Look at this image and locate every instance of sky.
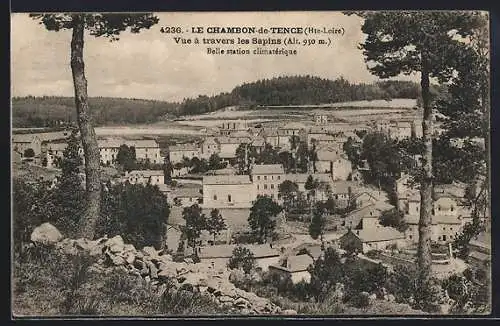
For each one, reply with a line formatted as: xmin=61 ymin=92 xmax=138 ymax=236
xmin=11 ymin=12 xmax=419 ymax=102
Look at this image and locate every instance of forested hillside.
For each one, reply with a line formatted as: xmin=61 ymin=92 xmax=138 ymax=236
xmin=12 ymin=76 xmax=441 ymax=127
xmin=11 ymin=96 xmax=179 ymax=128
xmin=178 ymin=77 xmax=424 ymax=115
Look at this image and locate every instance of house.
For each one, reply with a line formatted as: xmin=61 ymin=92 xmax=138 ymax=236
xmin=314 ymin=114 xmax=328 ymax=125
xmin=127 ymin=140 xmax=163 ymax=164
xmin=344 ymin=204 xmax=384 ymax=230
xmin=171 ymin=186 xmax=203 ymax=207
xmin=168 ymin=143 xmax=200 ymax=164
xmin=200 ymin=137 xmax=220 ymax=159
xmin=468 ymin=231 xmax=491 ymax=268
xmin=389 ymin=121 xmax=412 ymax=140
xmin=12 ymin=134 xmax=43 ymax=158
xmin=277 ymin=129 xmax=292 ymax=150
xmin=125 ymin=170 xmax=164 ymax=185
xmin=330 ymin=181 xmax=361 ymax=207
xmin=199 ymin=244 xmax=280 ymax=272
xmin=269 ymin=254 xmax=314 ymax=284
xmin=98 ymin=139 xmax=162 ymax=165
xmin=202 ymin=175 xmax=255 ymax=208
xmin=339 ymin=227 xmax=407 ymax=253
xmin=98 ymin=139 xmax=123 ymax=165
xmin=250 ymin=136 xmax=266 ymax=153
xmin=44 ymin=143 xmax=68 ymax=167
xmin=219 ymin=121 xmax=248 ymax=136
xmin=403 ymin=214 xmax=464 ymax=244
xmin=281 ymin=122 xmax=307 ymax=137
xmin=316 ymin=151 xmax=352 ymax=181
xmin=251 ymin=164 xmax=285 ymax=201
xmin=217 ymin=137 xmax=248 ymax=159
xmin=308 ymin=133 xmax=337 ymax=148
xmin=284 ymin=173 xmax=332 ymax=193
xmin=353 ymin=191 xmax=380 ymax=209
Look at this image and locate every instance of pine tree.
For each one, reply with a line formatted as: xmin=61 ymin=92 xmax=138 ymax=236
xmin=52 ymin=128 xmax=86 ymax=236
xmin=206 ymin=208 xmax=227 ymax=245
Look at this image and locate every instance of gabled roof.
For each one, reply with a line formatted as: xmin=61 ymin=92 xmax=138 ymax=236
xmin=352 ymin=227 xmax=405 ymax=243
xmin=404 ymin=214 xmax=462 ymax=225
xmin=316 ymin=150 xmax=341 ymax=162
xmin=172 ymin=186 xmax=202 ymax=198
xmin=169 ymin=143 xmax=199 ymax=152
xmin=251 ymin=164 xmax=284 ymax=175
xmin=203 ymin=175 xmax=252 ymax=185
xmin=126 ymin=139 xmax=159 ymax=148
xmin=217 ymin=136 xmax=250 ymax=144
xmin=330 ymin=181 xmax=361 ymax=194
xmin=270 ymin=254 xmax=314 ymax=273
xmin=284 ymin=173 xmax=332 ymax=184
xmin=46 ymin=142 xmax=68 ymax=151
xmin=12 ymin=134 xmax=41 ymax=143
xmin=128 ymin=170 xmax=164 ymax=177
xmin=347 ymin=204 xmax=383 ymax=220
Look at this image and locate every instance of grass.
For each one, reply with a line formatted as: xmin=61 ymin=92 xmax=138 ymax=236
xmin=12 ymin=245 xmax=225 ymax=317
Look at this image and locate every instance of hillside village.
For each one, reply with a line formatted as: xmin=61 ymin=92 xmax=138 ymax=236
xmin=12 ymin=106 xmax=490 ymax=291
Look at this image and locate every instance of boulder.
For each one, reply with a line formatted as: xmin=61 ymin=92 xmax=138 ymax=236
xmin=123 ymin=244 xmax=136 ymax=254
xmin=125 ymin=252 xmax=136 ymax=265
xmin=107 ymin=252 xmax=126 ymax=266
xmin=105 ymin=235 xmax=125 ymax=253
xmin=142 ymin=246 xmax=158 ymax=257
xmin=30 ymin=223 xmax=63 ymax=245
xmin=219 ymin=295 xmax=234 ymax=303
xmin=282 ymin=309 xmax=297 ymax=315
xmin=234 ymin=297 xmax=250 ymax=308
xmin=387 ymin=294 xmax=396 ymax=302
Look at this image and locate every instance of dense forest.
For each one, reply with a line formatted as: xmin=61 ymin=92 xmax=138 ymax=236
xmin=178 ymin=77 xmax=426 ymax=115
xmin=12 ymin=76 xmax=443 ymax=127
xmin=11 ymin=96 xmax=179 ymax=128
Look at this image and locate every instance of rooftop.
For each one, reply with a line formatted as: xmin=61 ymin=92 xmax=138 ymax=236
xmin=251 ymin=164 xmax=285 ymax=175
xmin=172 ymin=186 xmax=202 ymax=198
xmin=330 ymin=180 xmax=361 ymax=194
xmin=404 ymin=214 xmax=462 ymax=225
xmin=127 ymin=170 xmax=164 ymax=177
xmin=285 ymin=173 xmax=332 ymax=184
xmin=203 ymin=175 xmax=252 ymax=185
xmin=270 ymin=254 xmax=314 ymax=273
xmin=199 ymin=244 xmax=280 ymax=259
xmin=169 ymin=143 xmax=199 ymax=151
xmin=353 ymin=226 xmax=405 ymax=243
xmin=317 ymin=150 xmax=342 ymax=162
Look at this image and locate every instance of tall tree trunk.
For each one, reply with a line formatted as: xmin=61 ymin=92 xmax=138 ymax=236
xmin=70 ymin=14 xmax=101 ymax=239
xmin=417 ymin=62 xmax=433 ymax=290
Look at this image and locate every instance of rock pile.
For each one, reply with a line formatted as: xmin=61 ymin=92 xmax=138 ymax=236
xmin=33 ymin=224 xmax=282 ymax=315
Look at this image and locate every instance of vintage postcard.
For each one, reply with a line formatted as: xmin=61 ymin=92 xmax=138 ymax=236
xmin=11 ymin=11 xmax=491 ymax=317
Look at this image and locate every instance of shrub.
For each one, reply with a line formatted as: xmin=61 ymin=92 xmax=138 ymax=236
xmin=227 ymin=246 xmax=255 ymax=274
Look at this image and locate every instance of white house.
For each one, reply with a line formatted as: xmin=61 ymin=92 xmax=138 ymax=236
xmin=168 ymin=143 xmax=200 ymax=165
xmin=339 ymin=227 xmax=407 ymax=253
xmin=202 ymin=175 xmax=255 ymax=208
xmin=268 ymin=254 xmax=314 ymax=284
xmin=251 ymin=164 xmax=285 ymax=201
xmin=125 ymin=170 xmax=164 ymax=186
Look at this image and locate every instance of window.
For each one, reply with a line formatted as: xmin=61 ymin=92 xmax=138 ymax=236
xmin=271 ymin=184 xmax=274 ymax=189
xmin=443 ymin=227 xmax=446 ymax=231
xmin=264 ymin=176 xmax=267 ymax=181
xmin=213 ymin=195 xmax=217 ymax=200
xmin=257 ymin=176 xmax=260 ymax=180
xmin=451 ymin=206 xmax=454 ymax=211
xmin=189 ymin=198 xmax=193 ymax=202
xmin=228 ymin=195 xmax=232 ymax=202
xmin=450 ymin=227 xmax=453 ymax=231
xmin=438 ymin=205 xmax=441 ymax=211
xmin=257 ymin=185 xmax=260 ymax=190
xmin=264 ymin=184 xmax=268 ymax=190
xmin=271 ymin=194 xmax=274 ymax=198
xmin=277 ymin=176 xmax=281 ymax=180
xmin=271 ymin=175 xmax=274 ymax=180
xmin=409 ymin=235 xmax=413 ymax=240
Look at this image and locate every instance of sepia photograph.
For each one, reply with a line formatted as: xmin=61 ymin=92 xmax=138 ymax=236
xmin=11 ymin=11 xmax=491 ymax=317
